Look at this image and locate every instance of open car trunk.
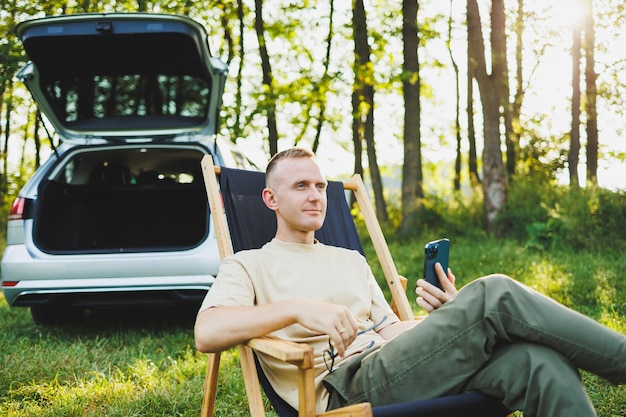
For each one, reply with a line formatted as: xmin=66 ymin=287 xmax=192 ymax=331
xmin=33 ymin=146 xmax=210 ymax=254
xmin=14 ymin=13 xmax=227 ymax=141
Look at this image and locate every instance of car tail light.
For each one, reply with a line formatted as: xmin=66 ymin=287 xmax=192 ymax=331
xmin=2 ymin=281 xmax=18 ymax=287
xmin=8 ymin=197 xmax=32 ymax=221
xmin=8 ymin=197 xmax=26 ymax=220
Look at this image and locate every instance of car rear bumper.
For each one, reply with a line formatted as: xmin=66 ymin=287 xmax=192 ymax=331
xmin=9 ymin=287 xmax=209 ymax=308
xmin=1 ymin=244 xmax=217 ymax=307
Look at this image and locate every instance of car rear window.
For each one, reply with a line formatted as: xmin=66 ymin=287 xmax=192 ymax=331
xmin=44 ymin=73 xmax=209 ymax=130
xmin=22 ymin=27 xmax=214 ymax=131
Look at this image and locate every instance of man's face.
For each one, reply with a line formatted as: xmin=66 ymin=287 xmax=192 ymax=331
xmin=266 ymin=156 xmax=328 ymax=235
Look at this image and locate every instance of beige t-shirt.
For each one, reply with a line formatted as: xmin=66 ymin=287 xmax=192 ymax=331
xmin=199 ymin=238 xmax=399 ymax=412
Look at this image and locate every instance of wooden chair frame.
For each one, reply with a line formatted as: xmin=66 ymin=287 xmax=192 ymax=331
xmin=198 ymin=155 xmax=507 ymax=417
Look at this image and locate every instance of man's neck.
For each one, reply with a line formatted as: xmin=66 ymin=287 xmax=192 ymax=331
xmin=274 ymin=230 xmax=316 ymax=244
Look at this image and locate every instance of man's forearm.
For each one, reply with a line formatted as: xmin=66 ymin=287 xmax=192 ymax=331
xmin=194 ymin=302 xmax=299 ymax=353
xmin=377 ymin=319 xmax=419 ymax=340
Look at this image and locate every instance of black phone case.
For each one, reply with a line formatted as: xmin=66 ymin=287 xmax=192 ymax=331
xmin=423 ymin=238 xmax=450 ymax=290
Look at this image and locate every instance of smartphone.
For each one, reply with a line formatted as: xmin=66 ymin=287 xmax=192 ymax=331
xmin=423 ymin=238 xmax=450 ymax=290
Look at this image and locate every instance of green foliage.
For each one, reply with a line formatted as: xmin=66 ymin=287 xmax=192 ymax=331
xmin=498 ymin=176 xmax=626 ymax=252
xmin=551 ymin=186 xmax=626 ymax=251
xmin=416 ymin=190 xmax=485 ymax=238
xmin=517 ymin=126 xmax=569 ymax=183
xmin=377 ymin=165 xmax=626 ymax=257
xmin=496 ymin=175 xmax=555 ymax=242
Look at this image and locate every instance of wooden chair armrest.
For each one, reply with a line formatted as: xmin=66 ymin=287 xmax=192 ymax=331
xmin=245 ymin=336 xmax=314 ymax=368
xmin=244 ymin=337 xmax=374 ymax=417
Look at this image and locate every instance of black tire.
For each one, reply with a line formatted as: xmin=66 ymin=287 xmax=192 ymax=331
xmin=30 ymin=306 xmax=83 ymax=325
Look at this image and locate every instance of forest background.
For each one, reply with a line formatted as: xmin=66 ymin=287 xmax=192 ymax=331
xmin=1 ymin=0 xmax=626 ymax=250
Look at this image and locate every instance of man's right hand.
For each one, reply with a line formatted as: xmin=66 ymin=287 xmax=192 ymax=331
xmin=295 ymin=300 xmax=358 ymax=356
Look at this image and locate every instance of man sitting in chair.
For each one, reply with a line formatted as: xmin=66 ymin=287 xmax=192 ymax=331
xmin=195 ymin=147 xmax=626 ymax=417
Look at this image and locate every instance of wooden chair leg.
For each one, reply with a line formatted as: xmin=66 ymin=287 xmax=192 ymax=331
xmin=201 ymin=352 xmax=221 ymax=417
xmin=239 ymin=345 xmax=267 ymax=417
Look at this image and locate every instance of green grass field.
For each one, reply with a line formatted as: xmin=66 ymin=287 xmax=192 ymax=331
xmin=1 ymin=235 xmax=625 ymax=416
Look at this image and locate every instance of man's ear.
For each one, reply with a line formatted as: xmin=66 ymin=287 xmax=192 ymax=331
xmin=262 ymin=187 xmax=278 ymax=211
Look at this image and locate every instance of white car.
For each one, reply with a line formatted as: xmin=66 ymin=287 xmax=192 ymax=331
xmin=1 ymin=13 xmax=245 ymax=324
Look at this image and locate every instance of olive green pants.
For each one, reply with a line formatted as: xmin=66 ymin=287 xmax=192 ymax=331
xmin=324 ymin=275 xmax=626 ymax=417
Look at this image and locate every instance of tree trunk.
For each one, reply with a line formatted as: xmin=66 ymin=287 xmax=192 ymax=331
xmin=0 ymin=78 xmax=6 ymax=199
xmin=231 ymin=0 xmax=245 ymax=142
xmin=217 ymin=0 xmax=240 ymax=142
xmin=583 ymin=0 xmax=598 ymax=186
xmin=254 ymin=0 xmax=279 ymax=156
xmin=467 ymin=0 xmax=508 ymax=235
xmin=351 ymin=89 xmax=364 ymax=176
xmin=488 ymin=0 xmax=514 ymax=181
xmin=447 ymin=0 xmax=462 ymax=192
xmin=399 ymin=0 xmax=422 ymax=234
xmin=467 ymin=33 xmax=480 ymax=186
xmin=34 ymin=110 xmax=41 ymax=168
xmin=353 ymin=0 xmax=387 ymax=223
xmin=20 ymin=105 xmax=32 ymax=171
xmin=351 ymin=88 xmax=363 ymax=208
xmin=2 ymin=79 xmax=13 ymax=196
xmin=312 ymin=0 xmax=335 ymax=154
xmin=569 ymin=24 xmax=582 ymax=189
xmin=508 ymin=0 xmax=525 ymax=180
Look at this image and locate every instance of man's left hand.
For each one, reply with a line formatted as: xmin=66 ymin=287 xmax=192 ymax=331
xmin=415 ymin=262 xmax=457 ymax=313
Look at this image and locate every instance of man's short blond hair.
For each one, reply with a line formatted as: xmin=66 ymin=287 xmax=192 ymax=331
xmin=265 ymin=147 xmax=315 ymax=187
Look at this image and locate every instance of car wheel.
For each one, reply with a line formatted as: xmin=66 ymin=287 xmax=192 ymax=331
xmin=30 ymin=306 xmax=83 ymax=325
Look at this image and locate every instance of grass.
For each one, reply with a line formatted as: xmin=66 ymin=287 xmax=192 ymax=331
xmin=1 ymin=235 xmax=625 ymax=416
xmin=0 ymin=300 xmax=275 ymax=416
xmin=0 ymin=305 xmax=207 ymax=416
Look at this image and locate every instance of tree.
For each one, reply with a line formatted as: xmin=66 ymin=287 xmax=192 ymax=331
xmin=2 ymin=79 xmax=13 ymax=196
xmin=311 ymin=0 xmax=335 ymax=154
xmin=508 ymin=0 xmax=525 ymax=180
xmin=400 ymin=0 xmax=422 ymax=234
xmin=33 ymin=110 xmax=41 ymax=168
xmin=447 ymin=0 xmax=461 ymax=191
xmin=467 ymin=0 xmax=508 ymax=234
xmin=214 ymin=0 xmax=243 ymax=143
xmin=254 ymin=0 xmax=279 ymax=156
xmin=0 ymin=0 xmax=27 ymax=201
xmin=569 ymin=22 xmax=582 ymax=189
xmin=583 ymin=0 xmax=598 ymax=186
xmin=466 ymin=27 xmax=480 ymax=187
xmin=352 ymin=0 xmax=387 ymax=223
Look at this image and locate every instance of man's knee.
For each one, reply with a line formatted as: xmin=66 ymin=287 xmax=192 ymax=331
xmin=462 ymin=274 xmax=516 ymax=299
xmin=506 ymin=344 xmax=583 ymax=397
xmin=477 ymin=273 xmax=515 ymax=287
xmin=470 ymin=274 xmax=533 ymax=301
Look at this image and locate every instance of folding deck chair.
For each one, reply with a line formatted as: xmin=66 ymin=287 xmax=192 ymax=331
xmin=199 ymin=155 xmax=512 ymax=417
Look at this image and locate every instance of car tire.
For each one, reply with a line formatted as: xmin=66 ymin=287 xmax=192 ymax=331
xmin=30 ymin=306 xmax=83 ymax=325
